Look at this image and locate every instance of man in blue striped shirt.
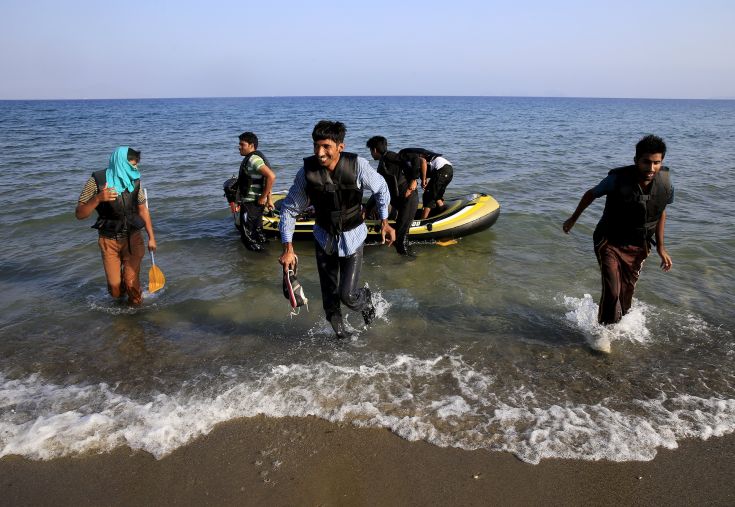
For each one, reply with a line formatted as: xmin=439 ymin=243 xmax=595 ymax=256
xmin=279 ymin=121 xmax=396 ymax=339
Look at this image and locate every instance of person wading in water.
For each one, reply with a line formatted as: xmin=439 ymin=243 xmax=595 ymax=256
xmin=563 ymin=134 xmax=674 ymax=325
xmin=76 ymin=147 xmax=157 ymax=305
xmin=278 ymin=121 xmax=396 ymax=339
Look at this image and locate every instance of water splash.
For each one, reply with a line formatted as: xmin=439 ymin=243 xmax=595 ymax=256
xmin=562 ymin=294 xmax=651 ymax=352
xmin=302 ymin=288 xmax=392 ymax=342
xmin=86 ymin=290 xmax=150 ymax=315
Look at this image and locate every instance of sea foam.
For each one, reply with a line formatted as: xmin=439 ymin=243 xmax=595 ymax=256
xmin=2 ymin=354 xmax=734 ymax=464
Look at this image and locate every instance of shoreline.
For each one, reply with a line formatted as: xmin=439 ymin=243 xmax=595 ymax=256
xmin=2 ymin=416 xmax=734 ymax=506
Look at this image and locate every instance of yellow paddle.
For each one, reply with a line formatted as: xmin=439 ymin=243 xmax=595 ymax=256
xmin=143 ymin=188 xmax=165 ymax=293
xmin=436 ymin=238 xmax=458 ymax=247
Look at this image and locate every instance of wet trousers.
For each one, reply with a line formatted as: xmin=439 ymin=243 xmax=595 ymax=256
xmin=393 ymin=190 xmax=419 ymax=254
xmin=239 ymin=201 xmax=265 ymax=242
xmin=98 ymin=231 xmax=145 ymax=305
xmin=314 ymin=240 xmax=369 ymax=319
xmin=423 ymin=165 xmax=454 ymax=209
xmin=594 ymin=239 xmax=648 ymax=325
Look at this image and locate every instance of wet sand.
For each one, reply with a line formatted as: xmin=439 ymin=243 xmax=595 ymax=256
xmin=1 ymin=416 xmax=734 ymax=506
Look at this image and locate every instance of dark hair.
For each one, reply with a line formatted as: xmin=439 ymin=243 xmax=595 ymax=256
xmin=366 ymin=136 xmax=388 ymax=154
xmin=635 ymin=134 xmax=666 ymax=159
xmin=127 ymin=148 xmax=141 ymax=162
xmin=312 ymin=120 xmax=346 ymax=144
xmin=238 ymin=131 xmax=259 ymax=149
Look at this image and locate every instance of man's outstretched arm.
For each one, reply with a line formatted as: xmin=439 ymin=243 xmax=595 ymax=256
xmin=563 ymin=189 xmax=596 ymax=233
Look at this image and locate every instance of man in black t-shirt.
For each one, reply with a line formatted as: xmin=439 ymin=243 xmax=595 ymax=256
xmin=367 ymin=136 xmax=423 ymax=256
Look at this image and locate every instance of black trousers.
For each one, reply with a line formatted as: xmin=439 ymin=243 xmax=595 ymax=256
xmin=423 ymin=165 xmax=454 ymax=208
xmin=393 ymin=190 xmax=419 ymax=251
xmin=315 ymin=240 xmax=369 ymax=319
xmin=239 ymin=201 xmax=265 ymax=240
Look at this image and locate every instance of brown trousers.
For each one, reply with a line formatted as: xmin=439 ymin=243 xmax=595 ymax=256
xmin=98 ymin=232 xmax=145 ymax=305
xmin=594 ymin=239 xmax=648 ymax=325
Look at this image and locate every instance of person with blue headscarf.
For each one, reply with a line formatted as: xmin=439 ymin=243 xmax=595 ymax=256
xmin=76 ymin=146 xmax=157 ymax=304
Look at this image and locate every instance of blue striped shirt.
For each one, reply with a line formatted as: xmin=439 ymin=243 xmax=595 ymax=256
xmin=279 ymin=156 xmax=390 ymax=256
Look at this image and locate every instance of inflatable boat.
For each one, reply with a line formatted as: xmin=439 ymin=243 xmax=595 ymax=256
xmin=253 ymin=191 xmax=500 ymax=241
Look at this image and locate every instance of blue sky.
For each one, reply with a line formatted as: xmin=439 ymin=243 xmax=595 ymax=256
xmin=1 ymin=0 xmax=733 ymax=99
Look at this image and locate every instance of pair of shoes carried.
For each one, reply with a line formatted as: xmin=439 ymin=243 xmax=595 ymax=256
xmin=283 ymin=257 xmax=308 ymax=315
xmin=328 ymin=313 xmax=350 ymax=340
xmin=361 ymin=287 xmax=376 ymax=326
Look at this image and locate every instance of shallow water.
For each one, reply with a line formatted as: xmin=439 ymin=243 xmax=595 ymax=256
xmin=1 ymin=96 xmax=734 ymax=463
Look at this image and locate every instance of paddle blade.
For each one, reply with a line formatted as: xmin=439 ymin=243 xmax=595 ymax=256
xmin=436 ymin=238 xmax=458 ymax=247
xmin=148 ymin=264 xmax=165 ymax=293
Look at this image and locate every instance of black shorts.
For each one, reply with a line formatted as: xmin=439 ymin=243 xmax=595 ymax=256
xmin=423 ymin=165 xmax=453 ymax=208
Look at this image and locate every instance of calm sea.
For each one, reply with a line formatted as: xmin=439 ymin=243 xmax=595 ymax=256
xmin=0 ymin=96 xmax=733 ymax=463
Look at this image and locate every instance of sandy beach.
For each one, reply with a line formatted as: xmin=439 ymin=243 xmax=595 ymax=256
xmin=1 ymin=415 xmax=733 ymax=506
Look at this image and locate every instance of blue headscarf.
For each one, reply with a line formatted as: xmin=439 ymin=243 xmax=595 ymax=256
xmin=105 ymin=146 xmax=141 ymax=193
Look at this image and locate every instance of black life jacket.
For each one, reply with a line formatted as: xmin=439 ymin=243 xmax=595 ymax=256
xmin=91 ymin=170 xmax=145 ymax=237
xmin=378 ymin=151 xmax=410 ymax=201
xmin=304 ymin=152 xmax=363 ymax=235
xmin=237 ymin=150 xmax=271 ymax=201
xmin=596 ymin=165 xmax=673 ymax=246
xmin=399 ymin=147 xmax=441 ymax=160
xmin=398 ymin=147 xmax=443 ymax=178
